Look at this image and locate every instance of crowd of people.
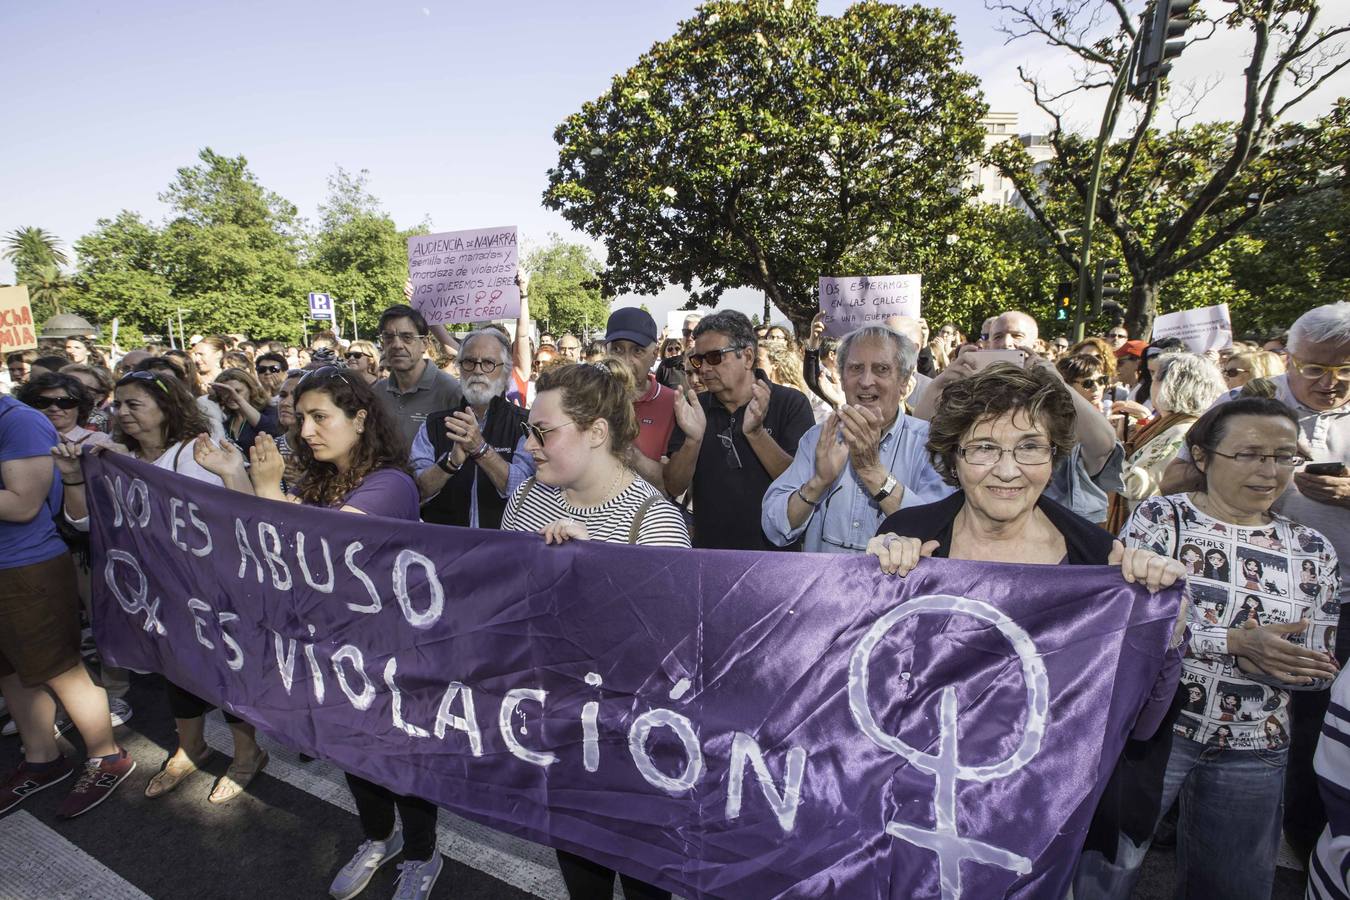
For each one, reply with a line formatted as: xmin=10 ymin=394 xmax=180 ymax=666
xmin=0 ymin=281 xmax=1346 ymax=900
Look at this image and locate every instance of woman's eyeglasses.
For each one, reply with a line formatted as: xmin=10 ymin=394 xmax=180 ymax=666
xmin=687 ymin=344 xmax=744 ymax=370
xmin=30 ymin=396 xmax=80 ymax=410
xmin=298 ymin=365 xmax=355 ymax=387
xmin=957 ymin=442 xmax=1054 ymax=466
xmin=343 ymin=352 xmax=367 ymax=361
xmin=255 ymin=364 xmax=285 ymax=375
xmin=1075 ymin=377 xmax=1107 ymax=389
xmin=520 ymin=420 xmax=575 ymax=445
xmin=1205 ymin=448 xmax=1307 ymax=468
xmin=1223 ymin=367 xmax=1249 ymax=378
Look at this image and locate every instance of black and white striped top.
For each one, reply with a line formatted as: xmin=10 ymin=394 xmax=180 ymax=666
xmin=1309 ymin=670 xmax=1350 ymax=899
xmin=501 ymin=476 xmax=690 ymax=547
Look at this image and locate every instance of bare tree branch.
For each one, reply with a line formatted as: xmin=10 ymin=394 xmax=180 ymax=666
xmin=1276 ymin=57 xmax=1350 ymax=118
xmin=1167 ymin=74 xmax=1223 ymax=132
xmin=986 ymin=0 xmax=1121 ymax=67
xmin=1109 ymin=85 xmax=1159 ymax=195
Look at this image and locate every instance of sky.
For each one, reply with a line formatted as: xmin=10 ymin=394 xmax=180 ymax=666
xmin=2 ymin=0 xmax=1345 ymax=325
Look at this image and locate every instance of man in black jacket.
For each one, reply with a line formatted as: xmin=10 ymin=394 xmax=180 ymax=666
xmin=412 ymin=329 xmax=528 ymax=529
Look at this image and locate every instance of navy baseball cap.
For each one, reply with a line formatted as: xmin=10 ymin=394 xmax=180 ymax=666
xmin=605 ymin=307 xmax=659 ymax=347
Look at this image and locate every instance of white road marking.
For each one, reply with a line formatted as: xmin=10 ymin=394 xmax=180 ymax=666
xmin=202 ymin=715 xmax=575 ymax=899
xmin=0 ymin=810 xmax=153 ymax=900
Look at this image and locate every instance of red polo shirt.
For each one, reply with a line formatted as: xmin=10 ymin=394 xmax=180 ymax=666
xmin=633 ymin=374 xmax=677 ymax=461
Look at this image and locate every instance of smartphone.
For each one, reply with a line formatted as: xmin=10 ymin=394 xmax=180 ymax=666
xmin=1304 ymin=462 xmax=1347 ymax=477
xmin=966 ymin=349 xmax=1027 ymax=371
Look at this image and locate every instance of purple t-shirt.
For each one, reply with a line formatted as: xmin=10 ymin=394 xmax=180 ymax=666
xmin=0 ymin=396 xmax=67 ymax=568
xmin=333 ymin=467 xmax=420 ymax=521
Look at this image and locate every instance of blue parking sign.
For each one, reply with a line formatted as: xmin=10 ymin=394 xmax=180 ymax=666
xmin=308 ymin=292 xmax=335 ymax=321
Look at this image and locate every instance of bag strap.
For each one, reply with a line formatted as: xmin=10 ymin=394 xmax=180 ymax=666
xmin=1164 ymin=497 xmax=1183 ymax=558
xmin=518 ymin=476 xmax=538 ymax=508
xmin=172 ymin=441 xmax=187 ymax=472
xmin=627 ymin=494 xmax=661 ymax=544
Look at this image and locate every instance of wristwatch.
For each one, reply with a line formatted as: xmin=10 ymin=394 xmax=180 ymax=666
xmin=436 ymin=451 xmax=459 ymax=475
xmin=872 ymin=474 xmax=899 ymax=503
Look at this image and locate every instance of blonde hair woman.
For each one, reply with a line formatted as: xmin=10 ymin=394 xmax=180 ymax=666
xmin=1222 ymin=350 xmax=1285 ymax=390
xmin=342 ymin=339 xmax=380 ymax=384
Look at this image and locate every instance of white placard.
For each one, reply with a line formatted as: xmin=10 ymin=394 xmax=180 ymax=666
xmin=818 ymin=275 xmax=921 ymax=337
xmin=308 ymin=292 xmax=335 ymax=321
xmin=407 ymin=226 xmax=519 ymax=326
xmin=1150 ymin=303 xmax=1232 ymax=353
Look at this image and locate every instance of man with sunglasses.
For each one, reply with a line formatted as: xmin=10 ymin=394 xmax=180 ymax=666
xmin=412 ymin=329 xmax=528 ymax=529
xmin=253 ymin=352 xmax=288 ymax=401
xmin=664 ymin=310 xmax=814 ymax=550
xmin=372 ymin=304 xmax=462 ymax=447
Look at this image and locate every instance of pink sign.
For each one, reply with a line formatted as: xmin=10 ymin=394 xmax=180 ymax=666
xmin=407 ymin=226 xmax=519 ymax=325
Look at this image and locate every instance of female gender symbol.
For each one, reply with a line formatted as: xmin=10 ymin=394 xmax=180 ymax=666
xmin=848 ymin=594 xmax=1049 ymax=899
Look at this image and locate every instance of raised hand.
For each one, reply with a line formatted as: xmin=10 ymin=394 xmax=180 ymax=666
xmin=813 ymin=412 xmax=849 ymax=487
xmin=674 ymin=386 xmax=707 ymax=443
xmin=192 ymin=434 xmax=246 ymax=480
xmin=742 ymin=378 xmax=771 ymax=436
xmin=248 ymin=433 xmax=286 ymax=493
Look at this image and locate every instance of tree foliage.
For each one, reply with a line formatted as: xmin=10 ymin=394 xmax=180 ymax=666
xmin=3 ymin=227 xmax=71 ymax=322
xmin=544 ymin=0 xmax=987 ymax=332
xmin=987 ymin=0 xmax=1350 ymax=335
xmin=523 ymin=235 xmax=608 ymax=336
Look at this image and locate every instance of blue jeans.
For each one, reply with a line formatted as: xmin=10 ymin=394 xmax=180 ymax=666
xmin=1073 ymin=737 xmax=1287 ymax=900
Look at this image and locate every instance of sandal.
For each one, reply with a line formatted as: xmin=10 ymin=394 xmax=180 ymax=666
xmin=145 ymin=748 xmax=213 ymax=799
xmin=208 ymin=750 xmax=268 ymax=805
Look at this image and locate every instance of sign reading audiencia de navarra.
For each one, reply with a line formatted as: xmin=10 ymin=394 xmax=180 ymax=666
xmin=0 ymin=286 xmax=39 ymax=354
xmin=406 ymin=226 xmax=519 ymax=326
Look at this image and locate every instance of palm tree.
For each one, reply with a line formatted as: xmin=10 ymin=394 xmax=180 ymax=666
xmin=24 ymin=262 xmax=72 ymax=317
xmin=3 ymin=227 xmax=68 ymax=281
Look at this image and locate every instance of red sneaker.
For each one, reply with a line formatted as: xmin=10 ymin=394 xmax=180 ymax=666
xmin=58 ymin=750 xmax=136 ymax=818
xmin=0 ymin=758 xmax=75 ymax=814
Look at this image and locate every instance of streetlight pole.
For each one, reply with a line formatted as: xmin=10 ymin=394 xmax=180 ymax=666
xmin=351 ymin=299 xmax=359 ymax=341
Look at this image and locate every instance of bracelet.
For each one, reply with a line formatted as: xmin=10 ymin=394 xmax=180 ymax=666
xmin=468 ymin=441 xmax=490 ymax=460
xmin=794 ymin=486 xmax=822 ymax=507
xmin=436 ymin=452 xmax=460 ymax=475
xmin=62 ymin=479 xmax=85 ymax=486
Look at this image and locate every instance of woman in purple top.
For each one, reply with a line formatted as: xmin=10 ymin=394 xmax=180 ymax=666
xmin=195 ymin=367 xmax=434 ymax=898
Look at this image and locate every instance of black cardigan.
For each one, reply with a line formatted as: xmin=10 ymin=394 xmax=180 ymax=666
xmin=876 ymin=488 xmax=1116 ymax=564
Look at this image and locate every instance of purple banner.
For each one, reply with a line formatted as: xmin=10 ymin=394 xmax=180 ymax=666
xmin=85 ymin=452 xmax=1181 ymax=899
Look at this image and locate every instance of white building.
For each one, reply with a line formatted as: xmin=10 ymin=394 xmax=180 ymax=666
xmin=966 ymin=113 xmax=1056 ymax=208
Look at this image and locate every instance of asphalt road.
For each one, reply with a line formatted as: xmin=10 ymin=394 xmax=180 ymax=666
xmin=0 ymin=673 xmax=1310 ymax=900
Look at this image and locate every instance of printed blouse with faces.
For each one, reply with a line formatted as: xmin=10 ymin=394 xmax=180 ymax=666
xmin=1125 ymin=494 xmax=1341 ymax=752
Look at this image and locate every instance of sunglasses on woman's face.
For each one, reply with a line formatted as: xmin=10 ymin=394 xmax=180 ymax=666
xmin=30 ymin=396 xmax=80 ymax=410
xmin=344 ymin=352 xmax=367 ymax=361
xmin=1076 ymin=377 xmax=1107 ymax=389
xmin=255 ymin=364 xmax=284 ymax=374
xmin=1223 ymin=367 xmax=1248 ymax=378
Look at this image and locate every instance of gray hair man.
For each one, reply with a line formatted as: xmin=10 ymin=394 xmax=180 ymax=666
xmin=411 ymin=328 xmax=530 ymax=529
xmin=763 ymin=325 xmax=953 ymax=552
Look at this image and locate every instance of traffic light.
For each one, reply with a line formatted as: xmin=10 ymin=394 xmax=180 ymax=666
xmin=1093 ymin=259 xmax=1122 ymax=315
xmin=1134 ymin=0 xmax=1194 ymax=94
xmin=1055 ymin=281 xmax=1074 ymax=322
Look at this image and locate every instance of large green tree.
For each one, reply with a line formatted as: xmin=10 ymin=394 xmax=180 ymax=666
xmin=987 ymin=0 xmax=1350 ymax=336
xmin=544 ymin=0 xmax=987 ymax=332
xmin=305 ymin=167 xmax=411 ymax=340
xmin=523 ymin=235 xmax=608 ymax=336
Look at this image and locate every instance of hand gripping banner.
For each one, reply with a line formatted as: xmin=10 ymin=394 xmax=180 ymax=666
xmin=84 ymin=453 xmax=1181 ymax=899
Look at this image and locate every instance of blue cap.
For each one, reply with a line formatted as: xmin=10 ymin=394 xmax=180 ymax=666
xmin=605 ymin=307 xmax=659 ymax=347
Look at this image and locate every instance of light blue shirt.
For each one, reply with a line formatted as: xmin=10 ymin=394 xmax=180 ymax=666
xmin=411 ymin=422 xmax=534 ymax=528
xmin=762 ymin=413 xmax=954 ymax=553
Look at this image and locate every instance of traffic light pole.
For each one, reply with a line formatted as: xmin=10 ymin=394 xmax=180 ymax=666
xmin=1073 ymin=49 xmax=1133 ymax=343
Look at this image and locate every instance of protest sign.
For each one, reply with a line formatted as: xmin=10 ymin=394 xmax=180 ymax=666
xmin=307 ymin=292 xmax=335 ymax=321
xmin=666 ymin=309 xmax=690 ymax=340
xmin=818 ymin=275 xmax=922 ymax=337
xmin=86 ymin=453 xmax=1180 ymax=900
xmin=1150 ymin=303 xmax=1233 ymax=353
xmin=0 ymin=285 xmax=38 ymax=354
xmin=407 ymin=227 xmax=519 ymax=326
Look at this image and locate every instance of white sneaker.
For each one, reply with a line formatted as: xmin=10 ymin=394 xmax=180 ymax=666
xmin=393 ymin=854 xmax=443 ymax=900
xmin=108 ymin=698 xmax=133 ymax=728
xmin=329 ymin=829 xmax=404 ymax=900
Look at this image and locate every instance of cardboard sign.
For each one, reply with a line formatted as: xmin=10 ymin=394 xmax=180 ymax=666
xmin=307 ymin=292 xmax=335 ymax=321
xmin=1150 ymin=303 xmax=1233 ymax=353
xmin=0 ymin=286 xmax=38 ymax=354
xmin=818 ymin=275 xmax=921 ymax=337
xmin=407 ymin=226 xmax=519 ymax=326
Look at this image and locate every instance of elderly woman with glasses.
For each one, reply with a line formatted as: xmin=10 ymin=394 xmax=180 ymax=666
xmin=1105 ymin=353 xmax=1227 ymax=531
xmin=1075 ymin=396 xmax=1340 ymax=900
xmin=51 ymin=371 xmax=269 ymax=805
